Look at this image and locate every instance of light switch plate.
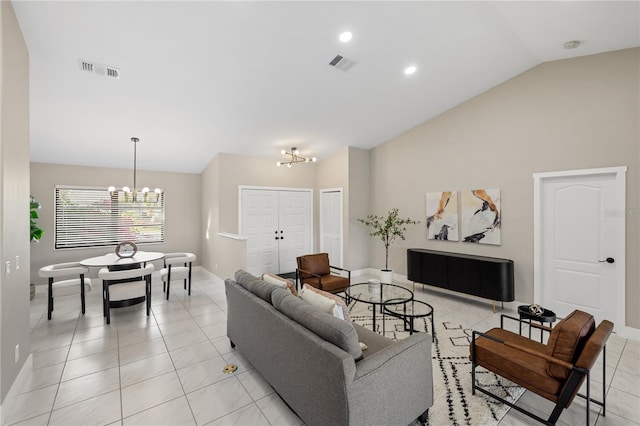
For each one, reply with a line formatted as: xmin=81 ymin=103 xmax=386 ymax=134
xmin=15 ymin=255 xmax=20 ymax=270
xmin=5 ymin=261 xmax=10 ymax=276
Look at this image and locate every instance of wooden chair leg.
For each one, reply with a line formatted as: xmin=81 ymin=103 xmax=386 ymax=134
xmin=48 ymin=278 xmax=54 ymax=320
xmin=80 ymin=274 xmax=86 ymax=315
xmin=166 ymin=268 xmax=171 ymax=300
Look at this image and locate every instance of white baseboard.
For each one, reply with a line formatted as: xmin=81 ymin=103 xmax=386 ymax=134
xmin=195 ymin=266 xmax=224 ymax=286
xmin=1 ymin=353 xmax=33 ymax=425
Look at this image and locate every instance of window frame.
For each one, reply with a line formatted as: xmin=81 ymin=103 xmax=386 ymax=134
xmin=54 ymin=185 xmax=165 ymax=250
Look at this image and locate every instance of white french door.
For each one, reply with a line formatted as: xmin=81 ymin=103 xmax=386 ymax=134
xmin=534 ymin=167 xmax=626 ymax=329
xmin=241 ymin=187 xmax=312 ymax=276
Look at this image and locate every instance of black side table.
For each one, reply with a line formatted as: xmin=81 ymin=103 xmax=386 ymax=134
xmin=518 ymin=305 xmax=556 ymax=342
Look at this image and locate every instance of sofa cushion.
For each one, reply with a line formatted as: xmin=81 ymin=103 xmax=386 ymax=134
xmin=299 ymin=285 xmax=336 ymax=314
xmin=262 ymin=273 xmax=298 ymax=296
xmin=546 ymin=310 xmax=595 ymax=379
xmin=302 ymin=284 xmax=351 ymax=322
xmin=271 ymin=287 xmax=362 ymax=360
xmin=234 ymin=270 xmax=280 ymax=303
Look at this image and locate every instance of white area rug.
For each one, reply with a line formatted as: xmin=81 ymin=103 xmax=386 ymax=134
xmin=349 ymin=302 xmax=525 ymax=426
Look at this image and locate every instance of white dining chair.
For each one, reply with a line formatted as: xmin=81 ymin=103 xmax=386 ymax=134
xmin=39 ymin=262 xmax=92 ymax=320
xmin=99 ymin=264 xmax=154 ymax=324
xmin=159 ymin=253 xmax=196 ymax=300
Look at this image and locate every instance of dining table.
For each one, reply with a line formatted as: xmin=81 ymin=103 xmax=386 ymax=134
xmin=80 ymin=251 xmax=165 ymax=270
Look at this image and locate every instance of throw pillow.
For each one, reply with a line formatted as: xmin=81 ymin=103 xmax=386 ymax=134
xmin=299 ymin=285 xmax=336 ymax=315
xmin=302 ymin=284 xmax=351 ymax=322
xmin=262 ymin=273 xmax=298 ymax=296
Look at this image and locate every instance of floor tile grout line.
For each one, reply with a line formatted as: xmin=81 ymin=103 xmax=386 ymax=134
xmin=46 ymin=311 xmax=81 ymax=426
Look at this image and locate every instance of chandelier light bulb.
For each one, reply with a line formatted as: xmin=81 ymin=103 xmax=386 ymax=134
xmin=293 ymin=148 xmax=299 ymax=156
xmin=281 ymin=149 xmax=287 ymax=155
xmin=142 ymin=187 xmax=150 ymax=193
xmin=287 ymin=163 xmax=292 ymax=168
xmin=122 ymin=186 xmax=131 ymax=193
xmin=154 ymin=188 xmax=162 ymax=194
xmin=312 ymin=157 xmax=317 ymax=162
xmin=276 ymin=161 xmax=282 ymax=167
xmin=108 ymin=186 xmax=116 ymax=192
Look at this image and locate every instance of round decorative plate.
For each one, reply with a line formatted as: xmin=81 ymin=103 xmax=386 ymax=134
xmin=115 ymin=241 xmax=138 ymax=258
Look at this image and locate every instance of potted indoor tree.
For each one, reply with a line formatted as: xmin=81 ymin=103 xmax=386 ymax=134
xmin=30 ymin=195 xmax=44 ymax=300
xmin=358 ymin=208 xmax=419 ymax=283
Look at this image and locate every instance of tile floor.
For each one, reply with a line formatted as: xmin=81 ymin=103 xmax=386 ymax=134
xmin=7 ymin=270 xmax=640 ymax=425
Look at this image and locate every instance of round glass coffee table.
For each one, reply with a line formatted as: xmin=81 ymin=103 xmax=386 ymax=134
xmin=384 ymin=299 xmax=435 ymax=341
xmin=345 ymin=283 xmax=413 ymax=333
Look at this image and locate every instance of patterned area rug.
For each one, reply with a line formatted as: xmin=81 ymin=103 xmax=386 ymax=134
xmin=349 ymin=302 xmax=525 ymax=426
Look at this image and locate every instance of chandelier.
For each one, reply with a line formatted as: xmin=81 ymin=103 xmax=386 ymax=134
xmin=276 ymin=147 xmax=316 ymax=168
xmin=108 ymin=137 xmax=163 ymax=203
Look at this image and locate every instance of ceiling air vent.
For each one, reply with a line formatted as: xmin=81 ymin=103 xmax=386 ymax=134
xmin=329 ymin=54 xmax=356 ymax=71
xmin=79 ymin=59 xmax=120 ymax=79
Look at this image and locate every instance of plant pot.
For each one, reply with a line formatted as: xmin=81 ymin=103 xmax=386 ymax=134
xmin=380 ymin=269 xmax=393 ymax=284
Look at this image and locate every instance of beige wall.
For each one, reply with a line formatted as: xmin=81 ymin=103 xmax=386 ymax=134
xmin=29 ymin=163 xmax=202 ymax=283
xmin=347 ymin=147 xmax=371 ymax=270
xmin=202 ymin=153 xmax=318 ymax=279
xmin=1 ymin=0 xmax=31 ymax=403
xmin=367 ymin=48 xmax=639 ymax=328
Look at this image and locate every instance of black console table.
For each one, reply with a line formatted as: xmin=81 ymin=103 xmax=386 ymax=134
xmin=407 ymin=249 xmax=514 ymax=311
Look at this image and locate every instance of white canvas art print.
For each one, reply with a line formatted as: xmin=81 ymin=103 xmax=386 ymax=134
xmin=426 ymin=191 xmax=459 ymax=241
xmin=461 ymin=189 xmax=501 ymax=245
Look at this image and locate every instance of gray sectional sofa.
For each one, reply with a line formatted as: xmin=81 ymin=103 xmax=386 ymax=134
xmin=225 ymin=270 xmax=433 ymax=426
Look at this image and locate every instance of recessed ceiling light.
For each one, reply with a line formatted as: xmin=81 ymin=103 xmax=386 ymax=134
xmin=563 ymin=40 xmax=581 ymax=49
xmin=404 ymin=66 xmax=417 ymax=75
xmin=339 ymin=31 xmax=353 ymax=43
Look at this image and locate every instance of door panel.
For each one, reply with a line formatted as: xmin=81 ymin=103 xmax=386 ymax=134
xmin=242 ymin=190 xmax=278 ymax=276
xmin=241 ymin=188 xmax=312 ymax=276
xmin=320 ymin=190 xmax=343 ymax=268
xmin=278 ymin=191 xmax=311 ymax=273
xmin=541 ymin=174 xmax=617 ymax=324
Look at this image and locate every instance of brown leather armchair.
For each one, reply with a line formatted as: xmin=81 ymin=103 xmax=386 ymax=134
xmin=296 ymin=253 xmax=351 ymax=295
xmin=470 ymin=310 xmax=613 ymax=425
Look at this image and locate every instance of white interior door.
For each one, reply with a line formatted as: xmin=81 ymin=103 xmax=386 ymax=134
xmin=242 ymin=190 xmax=278 ymax=276
xmin=535 ymin=167 xmax=626 ymax=328
xmin=320 ymin=189 xmax=343 ymax=268
xmin=241 ymin=187 xmax=312 ymax=276
xmin=278 ymin=191 xmax=312 ymax=273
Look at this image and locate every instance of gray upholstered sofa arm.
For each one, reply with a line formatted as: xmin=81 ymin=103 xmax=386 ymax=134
xmin=347 ymin=332 xmax=433 ymax=425
xmin=354 ymin=331 xmax=432 ymax=380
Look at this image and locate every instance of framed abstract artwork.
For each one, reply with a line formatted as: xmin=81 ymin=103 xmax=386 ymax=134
xmin=426 ymin=191 xmax=459 ymax=241
xmin=461 ymin=189 xmax=501 ymax=245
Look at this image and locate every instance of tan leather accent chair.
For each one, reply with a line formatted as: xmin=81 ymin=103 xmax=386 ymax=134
xmin=296 ymin=253 xmax=351 ymax=295
xmin=470 ymin=310 xmax=613 ymax=425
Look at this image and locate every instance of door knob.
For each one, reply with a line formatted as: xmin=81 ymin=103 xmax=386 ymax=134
xmin=598 ymin=257 xmax=615 ymax=264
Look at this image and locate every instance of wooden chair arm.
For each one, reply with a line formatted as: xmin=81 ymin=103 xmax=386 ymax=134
xmin=329 ymin=265 xmax=351 ymax=280
xmin=296 ymin=268 xmax=323 ymax=289
xmin=471 ymin=330 xmax=574 ymax=370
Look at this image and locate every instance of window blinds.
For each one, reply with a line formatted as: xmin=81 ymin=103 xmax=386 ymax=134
xmin=54 ymin=186 xmax=164 ymax=249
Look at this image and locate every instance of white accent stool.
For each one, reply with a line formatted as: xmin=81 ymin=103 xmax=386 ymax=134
xmin=39 ymin=262 xmax=92 ymax=320
xmin=159 ymin=253 xmax=196 ymax=300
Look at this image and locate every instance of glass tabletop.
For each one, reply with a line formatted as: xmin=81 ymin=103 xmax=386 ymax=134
xmin=346 ymin=283 xmax=413 ymax=305
xmin=384 ymin=298 xmax=433 ymax=318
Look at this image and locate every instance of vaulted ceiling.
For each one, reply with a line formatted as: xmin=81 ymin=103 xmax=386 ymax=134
xmin=12 ymin=1 xmax=640 ymax=173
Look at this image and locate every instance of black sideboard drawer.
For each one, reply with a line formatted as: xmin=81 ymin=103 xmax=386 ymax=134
xmin=407 ymin=248 xmax=514 ymax=302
